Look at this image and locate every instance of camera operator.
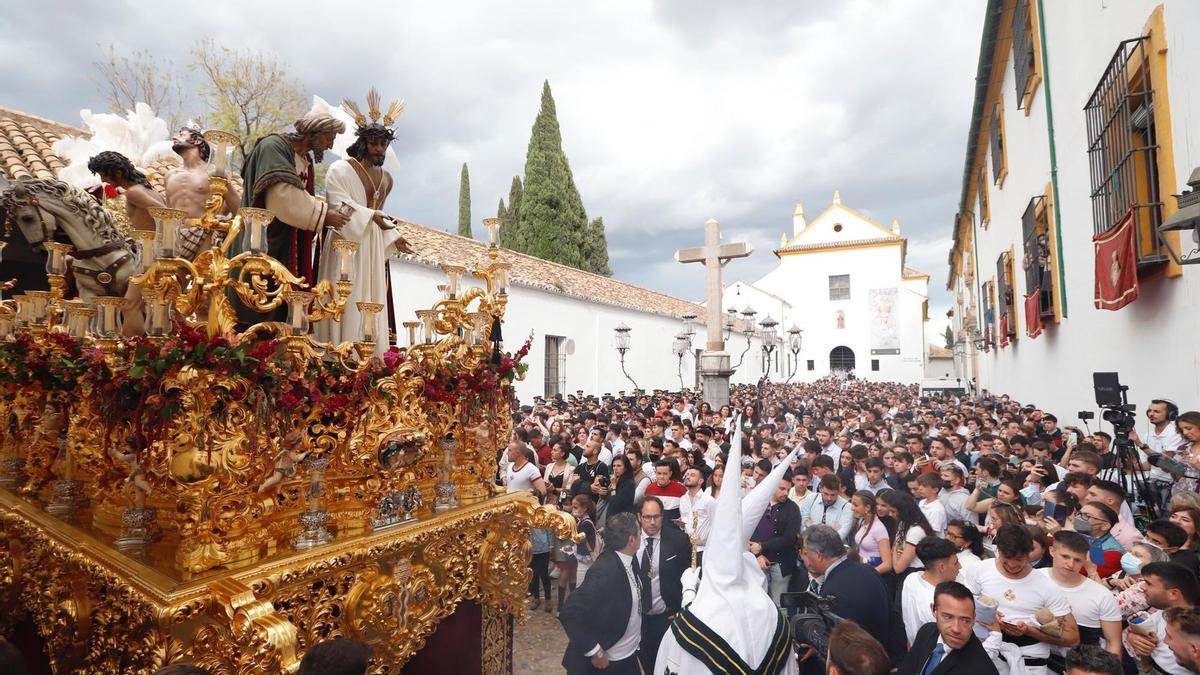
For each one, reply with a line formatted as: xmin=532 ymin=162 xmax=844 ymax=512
xmin=1130 ymin=400 xmax=1183 ymax=513
xmin=799 ymin=524 xmax=890 ymax=648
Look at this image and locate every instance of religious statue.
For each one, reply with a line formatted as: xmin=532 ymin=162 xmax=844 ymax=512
xmin=108 ymin=437 xmax=152 ymax=509
xmin=257 ymin=427 xmax=310 ymax=495
xmin=314 ymin=88 xmax=412 ymax=350
xmin=87 ymin=151 xmax=165 ymax=335
xmin=232 ymin=110 xmax=352 ymax=323
xmin=164 ymin=124 xmax=240 ymax=259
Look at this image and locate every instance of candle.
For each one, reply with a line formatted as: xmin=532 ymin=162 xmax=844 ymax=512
xmin=134 ymin=231 xmax=157 ymax=271
xmin=483 ymin=217 xmax=502 ymax=246
xmin=333 ymin=239 xmax=358 ymax=281
xmin=441 ymin=265 xmax=465 ymax=298
xmin=402 ymin=321 xmax=419 ymax=347
xmin=95 ymin=296 xmax=122 ymax=337
xmin=239 ymin=208 xmax=274 ymax=254
xmin=416 ymin=310 xmax=435 ymax=344
xmin=494 ymin=263 xmax=511 ymax=294
xmin=356 ymin=302 xmax=383 ymax=344
xmin=43 ymin=242 xmax=72 ymax=276
xmin=285 ymin=290 xmax=314 ymax=335
xmin=26 ymin=291 xmax=50 ymax=324
xmin=203 ymin=130 xmax=239 ymax=176
xmin=436 ymin=284 xmax=449 ymax=300
xmin=149 ymin=208 xmax=187 ymax=258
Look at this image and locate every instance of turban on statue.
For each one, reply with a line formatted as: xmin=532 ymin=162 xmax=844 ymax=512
xmin=293 ymin=112 xmax=346 ymax=137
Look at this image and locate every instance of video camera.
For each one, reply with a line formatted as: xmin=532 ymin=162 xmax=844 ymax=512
xmin=779 ymin=591 xmax=843 ymax=666
xmin=1093 ymin=372 xmax=1136 ymax=434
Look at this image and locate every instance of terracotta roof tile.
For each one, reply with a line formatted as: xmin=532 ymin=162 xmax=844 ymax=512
xmin=0 ymin=107 xmax=88 ymax=181
xmin=392 ymin=222 xmax=704 ymax=320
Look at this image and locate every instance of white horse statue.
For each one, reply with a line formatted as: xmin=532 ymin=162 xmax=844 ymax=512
xmin=0 ymin=175 xmax=140 ymax=301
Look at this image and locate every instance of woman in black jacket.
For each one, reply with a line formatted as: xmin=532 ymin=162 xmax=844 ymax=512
xmin=604 ymin=455 xmax=638 ymax=516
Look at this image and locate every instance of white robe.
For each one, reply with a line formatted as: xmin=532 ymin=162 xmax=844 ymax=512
xmin=313 ymin=159 xmax=400 ymax=351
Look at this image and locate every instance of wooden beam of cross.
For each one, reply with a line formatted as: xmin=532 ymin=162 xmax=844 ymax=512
xmin=674 ymin=218 xmax=753 ymax=352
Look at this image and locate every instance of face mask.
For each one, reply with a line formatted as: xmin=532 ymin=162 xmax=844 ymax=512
xmin=1021 ymin=485 xmax=1043 ymax=505
xmin=1120 ymin=551 xmax=1143 ymax=576
xmin=1073 ymin=515 xmax=1094 ymax=536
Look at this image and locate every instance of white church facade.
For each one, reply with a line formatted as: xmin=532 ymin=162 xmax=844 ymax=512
xmin=723 ymin=194 xmax=931 ymax=383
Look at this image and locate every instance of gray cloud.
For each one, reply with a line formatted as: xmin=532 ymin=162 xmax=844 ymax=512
xmin=0 ymin=0 xmax=984 ymax=338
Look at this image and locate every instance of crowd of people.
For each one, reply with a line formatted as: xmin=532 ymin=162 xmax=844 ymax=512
xmin=502 ymin=378 xmax=1200 ymax=675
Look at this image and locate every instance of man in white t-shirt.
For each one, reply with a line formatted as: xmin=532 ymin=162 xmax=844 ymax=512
xmin=677 ymin=466 xmax=716 ymax=563
xmin=1040 ymin=531 xmax=1122 ymax=663
xmin=1124 ymin=562 xmax=1200 ymax=675
xmin=503 ymin=441 xmax=546 ymax=495
xmin=900 ymin=536 xmax=961 ymax=646
xmin=965 ymin=524 xmax=1079 ymax=675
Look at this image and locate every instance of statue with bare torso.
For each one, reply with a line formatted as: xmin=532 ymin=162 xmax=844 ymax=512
xmin=87 ymin=151 xmax=163 ymax=336
xmin=164 ymin=127 xmax=240 ymax=258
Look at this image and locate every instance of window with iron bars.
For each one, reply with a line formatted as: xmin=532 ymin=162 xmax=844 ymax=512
xmin=996 ymin=252 xmax=1016 ymax=345
xmin=990 ymin=103 xmax=1007 ymax=185
xmin=544 ymin=335 xmax=565 ymax=398
xmin=978 ymin=166 xmax=990 ymax=227
xmin=1021 ymin=196 xmax=1056 ymax=320
xmin=1085 ymin=36 xmax=1167 ymax=269
xmin=1012 ymin=0 xmax=1037 ymax=110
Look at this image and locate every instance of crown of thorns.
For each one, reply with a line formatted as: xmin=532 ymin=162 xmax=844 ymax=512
xmin=342 ymin=87 xmax=404 ymax=139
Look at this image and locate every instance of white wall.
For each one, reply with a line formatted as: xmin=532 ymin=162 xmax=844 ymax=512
xmin=962 ymin=0 xmax=1200 ymax=419
xmin=389 ymin=260 xmax=767 ymax=404
xmin=751 ymin=242 xmax=928 ymax=383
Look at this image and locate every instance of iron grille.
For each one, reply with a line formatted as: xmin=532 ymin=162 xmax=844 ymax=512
xmin=1012 ymin=0 xmax=1035 ymax=108
xmin=996 ymin=252 xmax=1013 ymax=338
xmin=544 ymin=335 xmax=565 ymax=398
xmin=1084 ymin=36 xmax=1166 ymax=266
xmin=990 ymin=104 xmax=1004 ymax=182
xmin=1021 ymin=196 xmax=1055 ymax=318
xmin=829 ymin=347 xmax=855 ymax=372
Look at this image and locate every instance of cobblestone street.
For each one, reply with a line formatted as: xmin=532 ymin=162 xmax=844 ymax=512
xmin=512 ymin=598 xmax=568 ymax=674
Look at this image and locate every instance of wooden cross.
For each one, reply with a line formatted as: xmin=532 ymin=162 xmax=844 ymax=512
xmin=674 ymin=219 xmax=753 ymax=353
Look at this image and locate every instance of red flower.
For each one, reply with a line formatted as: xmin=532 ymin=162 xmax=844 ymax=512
xmin=104 ymin=185 xmax=118 ymax=199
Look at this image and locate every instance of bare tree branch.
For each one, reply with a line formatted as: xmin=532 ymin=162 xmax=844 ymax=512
xmin=90 ymin=44 xmax=187 ymax=129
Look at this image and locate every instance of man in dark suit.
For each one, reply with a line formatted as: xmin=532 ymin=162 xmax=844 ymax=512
xmin=750 ymin=471 xmax=802 ymax=605
xmin=558 ymin=512 xmax=645 ymax=674
xmin=896 ymin=581 xmax=998 ymax=675
xmin=635 ymin=496 xmax=690 ymax=674
xmin=799 ymin=524 xmax=890 ymax=647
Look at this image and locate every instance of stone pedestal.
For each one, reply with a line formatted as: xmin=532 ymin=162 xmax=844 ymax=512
xmin=699 ymin=350 xmax=734 ymax=409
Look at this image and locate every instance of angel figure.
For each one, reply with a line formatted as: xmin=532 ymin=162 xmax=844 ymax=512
xmin=108 ymin=437 xmax=152 ymax=508
xmin=257 ymin=427 xmax=310 ymax=495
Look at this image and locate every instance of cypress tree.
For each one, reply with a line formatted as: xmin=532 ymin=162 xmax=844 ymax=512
xmin=583 ymin=217 xmax=612 ymax=276
xmin=501 ymin=176 xmax=523 ymax=249
xmin=457 ymin=163 xmax=471 ymax=238
xmin=516 ymin=81 xmax=586 ymax=269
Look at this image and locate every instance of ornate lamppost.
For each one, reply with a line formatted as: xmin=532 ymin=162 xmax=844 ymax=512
xmin=758 ymin=315 xmax=779 ymax=380
xmin=784 ymin=324 xmax=803 ymax=383
xmin=613 ymin=323 xmax=639 ymax=391
xmin=730 ymin=306 xmax=757 ymax=369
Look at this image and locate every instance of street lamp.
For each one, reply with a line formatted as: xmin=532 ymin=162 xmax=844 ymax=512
xmin=672 ymin=331 xmax=693 ymax=390
xmin=724 ymin=307 xmax=738 ymax=340
xmin=681 ymin=312 xmax=698 ymax=339
xmin=613 ymin=323 xmax=639 ymax=391
xmin=784 ymin=324 xmax=803 ymax=383
xmin=731 ymin=306 xmax=758 ymax=370
xmin=759 ymin=315 xmax=779 ymax=378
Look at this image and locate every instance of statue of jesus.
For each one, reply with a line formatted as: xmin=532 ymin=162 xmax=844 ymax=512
xmin=164 ymin=125 xmax=240 ymax=260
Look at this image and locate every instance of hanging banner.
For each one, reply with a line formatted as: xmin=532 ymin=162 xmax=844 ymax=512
xmin=1093 ymin=210 xmax=1140 ymax=311
xmin=1024 ymin=292 xmax=1043 ymax=339
xmin=869 ymin=288 xmax=900 ymax=355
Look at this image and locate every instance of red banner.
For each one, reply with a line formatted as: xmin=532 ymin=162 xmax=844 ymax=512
xmin=1093 ymin=210 xmax=1140 ymax=311
xmin=1024 ymin=293 xmax=1043 ymax=339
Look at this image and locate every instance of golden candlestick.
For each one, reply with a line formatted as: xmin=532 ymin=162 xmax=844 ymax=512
xmin=690 ymin=509 xmax=700 ymax=570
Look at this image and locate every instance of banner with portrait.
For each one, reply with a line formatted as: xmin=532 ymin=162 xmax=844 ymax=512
xmin=869 ymin=288 xmax=900 ymax=355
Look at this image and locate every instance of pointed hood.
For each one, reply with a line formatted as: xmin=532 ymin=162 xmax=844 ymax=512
xmin=685 ymin=415 xmax=788 ymax=668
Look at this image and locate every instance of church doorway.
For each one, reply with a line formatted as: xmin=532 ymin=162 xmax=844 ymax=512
xmin=829 ymin=346 xmax=855 ymax=375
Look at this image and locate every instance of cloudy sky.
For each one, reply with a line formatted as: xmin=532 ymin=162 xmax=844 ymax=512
xmin=1 ymin=0 xmax=986 ymax=336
